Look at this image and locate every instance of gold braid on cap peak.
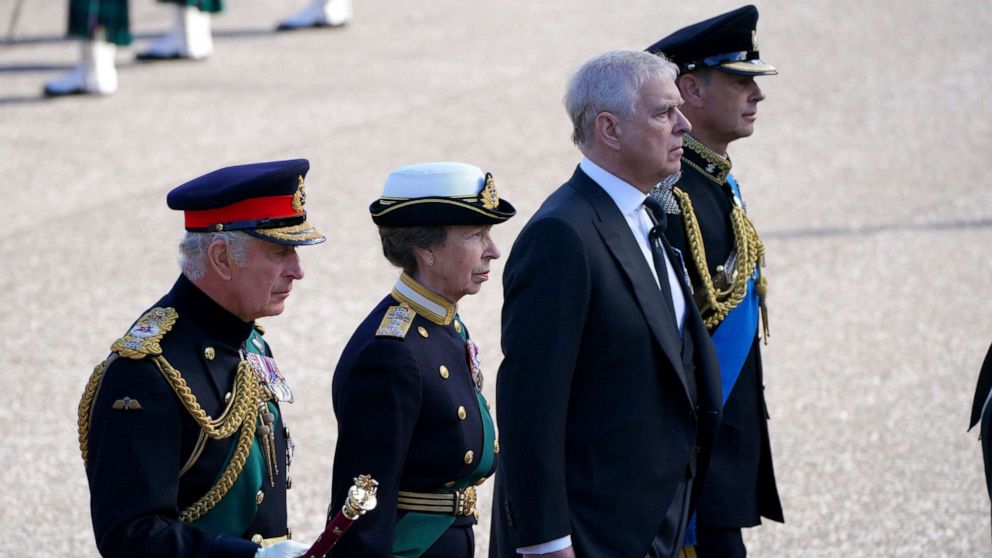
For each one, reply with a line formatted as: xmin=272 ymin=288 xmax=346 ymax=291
xmin=673 ymin=187 xmax=769 ymax=340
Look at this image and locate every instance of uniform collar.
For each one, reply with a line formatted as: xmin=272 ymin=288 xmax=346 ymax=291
xmin=169 ymin=274 xmax=255 ymax=347
xmin=391 ymin=272 xmax=457 ymax=325
xmin=682 ymin=134 xmax=732 ymax=185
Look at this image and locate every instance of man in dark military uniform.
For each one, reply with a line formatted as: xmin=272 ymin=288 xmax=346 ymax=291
xmin=77 ymin=159 xmax=324 ymax=557
xmin=329 ymin=162 xmax=514 ymax=557
xmin=646 ymin=6 xmax=784 ymax=557
xmin=970 ymin=343 xmax=992 ymax=533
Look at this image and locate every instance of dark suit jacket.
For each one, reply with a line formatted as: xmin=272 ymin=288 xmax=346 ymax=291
xmin=663 ymin=153 xmax=784 ymax=528
xmin=490 ymin=166 xmax=722 ymax=558
xmin=970 ymin=343 xmax=992 ymax=522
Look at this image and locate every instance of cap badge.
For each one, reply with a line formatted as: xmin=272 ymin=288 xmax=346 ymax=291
xmin=479 ymin=173 xmax=499 ymax=210
xmin=292 ymin=175 xmax=307 ymax=214
xmin=751 ymin=30 xmax=759 ymax=51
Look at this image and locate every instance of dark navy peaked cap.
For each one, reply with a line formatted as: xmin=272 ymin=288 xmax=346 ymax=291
xmin=646 ymin=5 xmax=777 ymax=76
xmin=167 ymin=159 xmax=325 ymax=245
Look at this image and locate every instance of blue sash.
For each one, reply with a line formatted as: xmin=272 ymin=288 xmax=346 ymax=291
xmin=713 ymin=173 xmax=760 ymax=404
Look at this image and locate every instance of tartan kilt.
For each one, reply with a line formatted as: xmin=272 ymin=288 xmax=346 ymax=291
xmin=68 ymin=0 xmax=131 ymax=45
xmin=67 ymin=0 xmax=224 ymax=46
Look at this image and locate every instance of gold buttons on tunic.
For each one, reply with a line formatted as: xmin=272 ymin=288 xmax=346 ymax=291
xmin=454 ymin=321 xmax=463 ymax=334
xmin=256 ymin=490 xmax=265 ymax=505
xmin=457 ymin=406 xmax=467 ymax=420
xmin=204 ymin=347 xmax=215 ymax=360
xmin=224 ymin=392 xmax=232 ymax=403
xmin=494 ymin=439 xmax=500 ymax=454
xmin=418 ymin=326 xmax=429 ymax=338
xmin=251 ymin=534 xmax=263 ymax=544
xmin=439 ymin=365 xmax=449 ymax=379
xmin=464 ymin=450 xmax=474 ymax=464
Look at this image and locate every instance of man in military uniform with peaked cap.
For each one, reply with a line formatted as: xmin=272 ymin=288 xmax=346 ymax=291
xmin=646 ymin=6 xmax=784 ymax=557
xmin=78 ymin=159 xmax=324 ymax=557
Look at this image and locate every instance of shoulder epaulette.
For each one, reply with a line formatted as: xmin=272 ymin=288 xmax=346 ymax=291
xmin=376 ymin=304 xmax=416 ymax=339
xmin=110 ymin=307 xmax=178 ymax=360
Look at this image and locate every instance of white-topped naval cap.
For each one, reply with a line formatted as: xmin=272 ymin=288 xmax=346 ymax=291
xmin=382 ymin=162 xmax=486 ymax=198
xmin=370 ymin=161 xmax=515 ymax=226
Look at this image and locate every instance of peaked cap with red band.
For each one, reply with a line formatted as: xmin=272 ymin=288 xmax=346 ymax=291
xmin=167 ymin=158 xmax=325 ymax=245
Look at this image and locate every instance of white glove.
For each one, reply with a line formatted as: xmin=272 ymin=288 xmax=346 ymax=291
xmin=254 ymin=540 xmax=310 ymax=558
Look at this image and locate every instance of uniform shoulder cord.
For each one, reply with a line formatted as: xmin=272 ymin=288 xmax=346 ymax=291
xmin=77 ymin=356 xmax=264 ymax=523
xmin=672 ymin=187 xmax=769 ymax=339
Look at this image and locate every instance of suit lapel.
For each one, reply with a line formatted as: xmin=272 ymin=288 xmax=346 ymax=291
xmin=972 ymin=343 xmax=992 ymax=429
xmin=569 ymin=168 xmax=690 ymax=397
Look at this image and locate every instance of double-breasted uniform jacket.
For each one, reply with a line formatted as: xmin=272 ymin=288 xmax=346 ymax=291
xmin=490 ymin=166 xmax=723 ymax=558
xmin=660 ymin=135 xmax=784 ymax=528
xmin=328 ymin=273 xmax=498 ymax=558
xmin=78 ymin=275 xmax=293 ymax=558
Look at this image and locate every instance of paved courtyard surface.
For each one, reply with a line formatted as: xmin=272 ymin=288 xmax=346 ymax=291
xmin=2 ymin=0 xmax=991 ymax=556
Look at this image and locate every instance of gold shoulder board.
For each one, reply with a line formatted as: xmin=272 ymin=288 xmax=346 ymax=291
xmin=376 ymin=304 xmax=415 ymax=339
xmin=110 ymin=307 xmax=178 ymax=360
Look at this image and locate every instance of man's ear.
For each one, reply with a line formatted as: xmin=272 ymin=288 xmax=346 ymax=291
xmin=679 ymin=74 xmax=706 ymax=108
xmin=595 ymin=112 xmax=623 ymax=151
xmin=207 ymin=240 xmax=234 ymax=280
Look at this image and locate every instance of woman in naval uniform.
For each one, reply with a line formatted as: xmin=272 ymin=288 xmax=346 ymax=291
xmin=327 ymin=162 xmax=515 ymax=558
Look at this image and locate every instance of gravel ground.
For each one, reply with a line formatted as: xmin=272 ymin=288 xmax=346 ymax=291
xmin=1 ymin=0 xmax=990 ymax=556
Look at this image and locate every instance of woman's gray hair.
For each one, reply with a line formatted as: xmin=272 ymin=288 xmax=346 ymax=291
xmin=564 ymin=50 xmax=679 ymax=148
xmin=378 ymin=226 xmax=448 ymax=276
xmin=178 ymin=230 xmax=253 ymax=280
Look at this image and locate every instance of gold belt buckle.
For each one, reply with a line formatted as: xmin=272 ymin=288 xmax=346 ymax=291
xmin=454 ymin=486 xmax=477 ymax=517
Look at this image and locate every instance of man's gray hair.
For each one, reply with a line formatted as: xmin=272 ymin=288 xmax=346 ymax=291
xmin=564 ymin=50 xmax=679 ymax=148
xmin=178 ymin=231 xmax=253 ymax=280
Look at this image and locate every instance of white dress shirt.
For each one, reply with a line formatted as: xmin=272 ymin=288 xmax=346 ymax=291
xmin=516 ymin=160 xmax=687 ymax=556
xmin=580 ymin=157 xmax=685 ymax=329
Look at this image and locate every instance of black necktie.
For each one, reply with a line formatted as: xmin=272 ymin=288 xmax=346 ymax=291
xmin=643 ymin=197 xmax=679 ymax=332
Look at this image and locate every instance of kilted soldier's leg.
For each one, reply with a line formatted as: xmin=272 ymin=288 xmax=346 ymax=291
xmin=137 ymin=0 xmax=223 ymax=61
xmin=277 ymin=0 xmax=351 ymax=31
xmin=44 ymin=0 xmax=126 ymax=96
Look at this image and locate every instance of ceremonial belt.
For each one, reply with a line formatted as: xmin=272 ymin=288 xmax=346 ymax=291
xmin=397 ymin=486 xmax=478 ymax=517
xmin=392 ymin=389 xmax=496 ymax=558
